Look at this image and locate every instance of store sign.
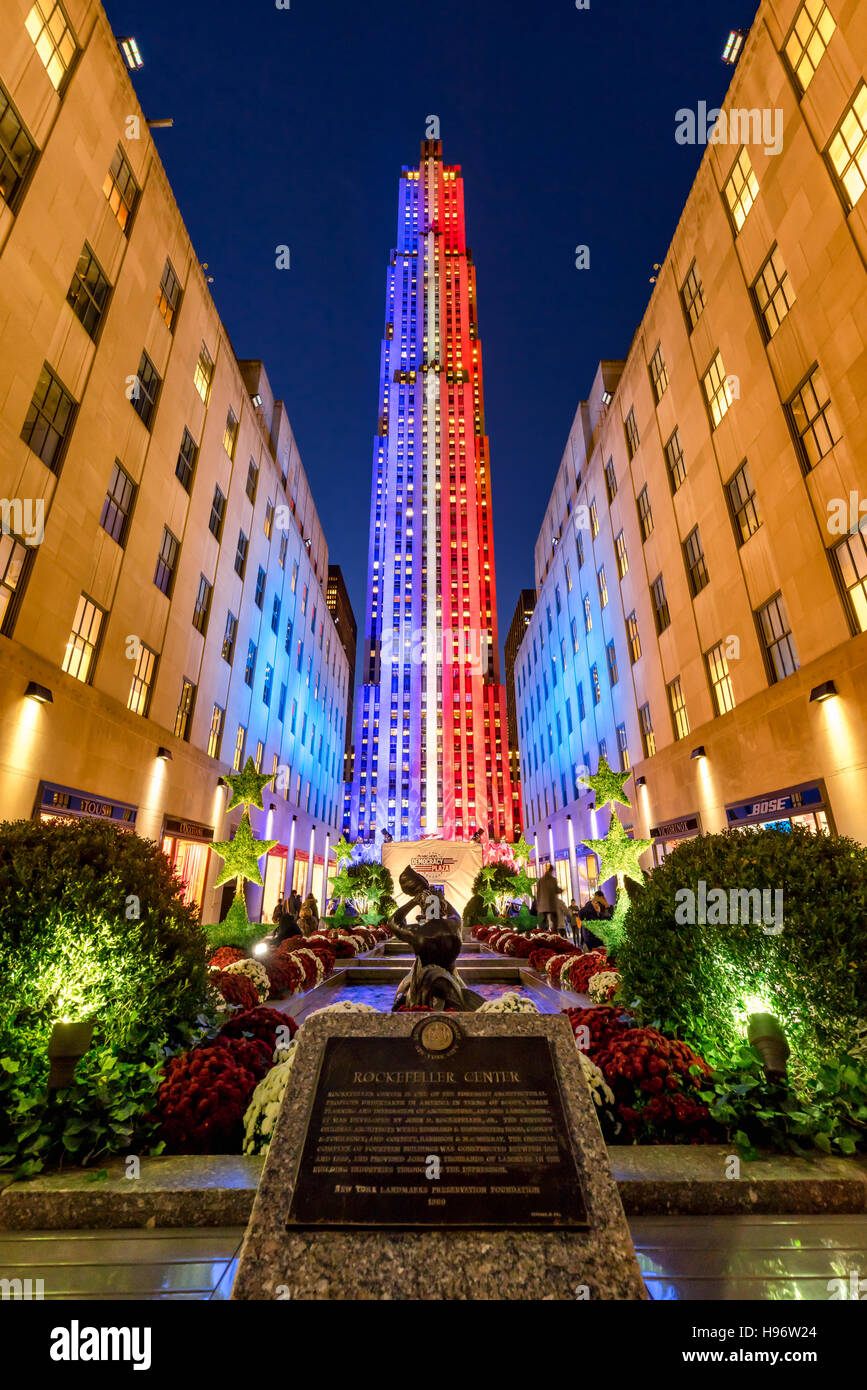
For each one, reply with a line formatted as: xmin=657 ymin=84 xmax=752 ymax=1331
xmin=649 ymin=813 xmax=701 ymax=841
xmin=163 ymin=817 xmax=213 ymax=842
xmin=37 ymin=782 xmax=137 ymax=827
xmin=725 ymin=781 xmax=824 ymax=827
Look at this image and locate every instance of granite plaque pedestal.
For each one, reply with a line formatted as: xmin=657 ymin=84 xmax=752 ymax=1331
xmin=231 ymin=1012 xmax=646 ymax=1300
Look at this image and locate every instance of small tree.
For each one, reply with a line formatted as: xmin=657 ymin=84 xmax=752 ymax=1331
xmin=207 ymin=759 xmax=277 ymax=949
xmin=330 ymin=861 xmax=395 ymax=923
xmin=580 ymin=756 xmax=651 ymax=951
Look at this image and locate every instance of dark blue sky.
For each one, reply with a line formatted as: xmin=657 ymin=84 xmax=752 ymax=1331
xmin=105 ymin=0 xmax=757 ymax=668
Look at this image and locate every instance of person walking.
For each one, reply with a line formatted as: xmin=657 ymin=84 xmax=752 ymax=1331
xmin=535 ymin=865 xmax=565 ymax=934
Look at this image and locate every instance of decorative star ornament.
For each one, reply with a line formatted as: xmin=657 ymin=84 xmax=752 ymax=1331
xmin=333 ymin=835 xmax=355 ymax=866
xmin=582 ymin=808 xmax=652 ymax=886
xmin=223 ymin=757 xmax=274 ymax=813
xmin=212 ymin=811 xmax=278 ymax=888
xmin=578 ymin=755 xmax=633 ymax=811
xmin=511 ymin=833 xmax=532 ymax=864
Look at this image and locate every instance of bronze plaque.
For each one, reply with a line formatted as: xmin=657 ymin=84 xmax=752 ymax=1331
xmin=287 ymin=1025 xmax=589 ymax=1229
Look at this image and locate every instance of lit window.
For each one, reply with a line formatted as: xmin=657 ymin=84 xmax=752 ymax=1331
xmin=637 ymin=485 xmax=654 ymax=542
xmin=724 ymin=147 xmax=759 ymax=233
xmin=157 ymin=259 xmax=181 ymax=330
xmin=785 ymin=0 xmax=836 ymax=94
xmin=683 ymin=526 xmax=709 ymax=597
xmin=194 ymin=343 xmax=214 ymax=403
xmin=62 ymin=593 xmax=103 ymax=683
xmin=787 ymin=364 xmax=840 ymax=471
xmin=626 ymin=611 xmax=641 ymax=664
xmin=649 ymin=343 xmax=668 ymax=404
xmin=174 ymin=679 xmax=196 ymax=741
xmin=103 ymin=144 xmax=139 ymax=233
xmin=616 ymin=724 xmax=630 ymax=773
xmin=667 ymin=676 xmax=690 ymax=741
xmin=752 ymin=245 xmax=796 ymax=340
xmin=833 ymin=530 xmax=867 ymax=632
xmin=223 ymin=408 xmax=239 ymax=459
xmin=706 ymin=641 xmax=735 ymax=715
xmin=615 ymin=530 xmax=628 ymax=579
xmin=727 ymin=461 xmax=762 ymax=545
xmin=664 ymin=428 xmax=687 ymax=492
xmin=0 ymin=532 xmax=34 ymax=636
xmin=26 ymin=1 xmax=77 ymax=92
xmin=233 ymin=725 xmax=246 ymax=772
xmin=827 ymin=83 xmax=867 ymax=209
xmin=702 ymin=351 xmax=733 ymax=429
xmin=208 ymin=704 xmax=225 ymax=759
xmin=127 ymin=642 xmax=157 ymax=717
xmin=597 ymin=566 xmax=608 ymax=608
xmin=638 ymin=702 xmax=655 ymax=758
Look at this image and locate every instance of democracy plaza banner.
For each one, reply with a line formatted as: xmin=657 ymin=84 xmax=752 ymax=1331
xmin=381 ymin=838 xmax=483 ymax=915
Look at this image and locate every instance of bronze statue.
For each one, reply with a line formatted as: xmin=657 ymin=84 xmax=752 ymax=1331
xmin=389 ymin=867 xmax=483 ymax=1011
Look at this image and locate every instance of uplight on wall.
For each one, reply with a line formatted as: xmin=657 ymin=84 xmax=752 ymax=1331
xmin=809 ymin=680 xmax=838 ymax=703
xmin=690 ymin=746 xmax=706 ymax=760
xmin=635 ymin=775 xmax=647 ymax=788
xmin=157 ymin=746 xmax=173 ymax=761
xmin=118 ymin=36 xmax=143 ymax=70
xmin=722 ymin=29 xmax=746 ymax=65
xmin=25 ymin=681 xmax=53 ymax=704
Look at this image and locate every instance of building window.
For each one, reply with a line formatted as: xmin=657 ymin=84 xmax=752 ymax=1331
xmin=787 ymin=364 xmax=840 ymax=471
xmin=638 ymin=702 xmax=656 ymax=758
xmin=703 ymin=352 xmax=733 ymax=430
xmin=99 ymin=460 xmax=135 ymax=546
xmin=62 ymin=594 xmax=103 ymax=683
xmin=681 ymin=260 xmax=706 ymax=331
xmin=589 ymin=498 xmax=599 ymax=538
xmin=575 ymin=531 xmax=584 ymax=568
xmin=624 ymin=409 xmax=640 ymax=460
xmin=233 ymin=724 xmax=246 ymax=772
xmin=175 ymin=427 xmax=198 ymax=492
xmin=209 ymin=486 xmax=226 ymax=541
xmin=827 ymin=83 xmax=867 ymax=210
xmin=604 ymin=457 xmax=617 ymax=502
xmin=591 ymin=663 xmax=601 ymax=705
xmin=833 ymin=530 xmax=867 ymax=632
xmin=571 ymin=616 xmax=579 ymax=654
xmin=626 ymin=611 xmax=642 ymax=663
xmin=103 ymin=144 xmax=139 ymax=233
xmin=667 ymin=676 xmax=690 ymax=741
xmin=174 ymin=678 xmax=196 ymax=741
xmin=131 ymin=350 xmax=161 ymax=429
xmin=244 ymin=639 xmax=257 ymax=687
xmin=264 ymin=498 xmax=275 ymax=539
xmin=263 ymin=664 xmax=273 ymax=708
xmin=278 ymin=533 xmax=288 ymax=568
xmin=614 ymin=530 xmax=629 ymax=579
xmin=221 ymin=611 xmax=237 ymax=664
xmin=157 ymin=259 xmax=181 ymax=330
xmin=0 ymin=82 xmax=36 ymax=209
xmin=66 ymin=243 xmax=110 ymax=340
xmin=597 ymin=566 xmax=608 ymax=609
xmin=254 ymin=740 xmax=264 ymax=773
xmin=649 ymin=342 xmax=669 ymax=403
xmin=192 ymin=574 xmax=211 ymax=635
xmin=577 ymin=683 xmax=585 ymax=722
xmin=752 ymin=244 xmax=796 ymax=340
xmin=706 ymin=641 xmax=736 ymax=715
xmin=785 ymin=0 xmax=836 ymax=93
xmin=254 ymin=566 xmax=266 ymax=610
xmin=756 ymin=593 xmax=800 ymax=682
xmin=26 ymin=1 xmax=76 ymax=92
xmin=234 ymin=530 xmax=248 ymax=579
xmin=193 ymin=343 xmax=214 ymax=403
xmin=0 ymin=533 xmax=34 ymax=636
xmin=246 ymin=459 xmax=259 ymax=503
xmin=664 ymin=428 xmax=687 ymax=492
xmin=606 ymin=639 xmax=618 ymax=687
xmin=637 ymin=485 xmax=653 ymax=541
xmin=223 ymin=408 xmax=239 ymax=459
xmin=154 ymin=526 xmax=179 ymax=597
xmin=616 ymin=724 xmax=630 ymax=773
xmin=128 ymin=642 xmax=157 ymax=717
xmin=727 ymin=460 xmax=762 ymax=545
xmin=651 ymin=574 xmax=670 ymax=633
xmin=271 ymin=594 xmax=281 ymax=634
xmin=208 ymin=704 xmax=225 ymax=759
xmin=583 ymin=594 xmax=592 ymax=633
xmin=20 ymin=363 xmax=76 ymax=472
xmin=683 ymin=526 xmax=709 ymax=596
xmin=724 ymin=147 xmax=759 ymax=233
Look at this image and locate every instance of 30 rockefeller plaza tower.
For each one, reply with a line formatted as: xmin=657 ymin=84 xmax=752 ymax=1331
xmin=348 ymin=141 xmax=517 ymax=845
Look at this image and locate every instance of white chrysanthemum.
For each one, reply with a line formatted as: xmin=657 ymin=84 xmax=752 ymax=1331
xmin=222 ymin=957 xmax=270 ymax=1002
xmin=243 ymin=1054 xmax=298 ymax=1155
xmin=477 ymin=991 xmax=540 ymax=1014
xmin=306 ymin=1000 xmax=379 ymax=1019
xmin=588 ymin=970 xmax=620 ymax=1004
xmin=578 ymin=1050 xmax=615 ymax=1107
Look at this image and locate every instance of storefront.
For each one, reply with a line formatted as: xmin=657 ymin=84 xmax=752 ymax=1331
xmin=161 ymin=816 xmax=213 ymax=913
xmin=35 ymin=781 xmax=138 ymax=829
xmin=649 ymin=812 xmax=702 ymax=867
xmin=725 ymin=780 xmax=833 ymax=835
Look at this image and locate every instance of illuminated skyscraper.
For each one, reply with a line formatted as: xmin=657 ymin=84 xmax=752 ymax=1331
xmin=349 ymin=140 xmax=516 ymax=844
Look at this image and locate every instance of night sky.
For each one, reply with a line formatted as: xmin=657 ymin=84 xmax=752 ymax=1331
xmin=103 ymin=0 xmax=757 ymax=670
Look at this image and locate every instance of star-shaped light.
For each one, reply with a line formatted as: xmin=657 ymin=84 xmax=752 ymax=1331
xmin=212 ymin=811 xmax=278 ymax=888
xmin=582 ymin=808 xmax=652 ymax=887
xmin=511 ymin=833 xmax=532 ymax=864
xmin=223 ymin=757 xmax=275 ymax=813
xmin=578 ymin=755 xmax=633 ymax=811
xmin=333 ymin=835 xmax=355 ymax=865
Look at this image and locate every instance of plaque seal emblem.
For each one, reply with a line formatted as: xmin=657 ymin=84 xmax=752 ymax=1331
xmin=412 ymin=1015 xmax=463 ymax=1057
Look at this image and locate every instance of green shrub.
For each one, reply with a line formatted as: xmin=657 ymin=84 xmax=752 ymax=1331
xmin=0 ymin=819 xmax=212 ymax=1173
xmin=618 ymin=828 xmax=867 ymax=1073
xmin=329 ymin=862 xmax=395 ymax=921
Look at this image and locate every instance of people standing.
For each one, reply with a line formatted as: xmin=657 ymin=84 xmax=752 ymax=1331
xmin=578 ymin=890 xmax=612 ymax=952
xmin=535 ymin=865 xmax=566 ymax=934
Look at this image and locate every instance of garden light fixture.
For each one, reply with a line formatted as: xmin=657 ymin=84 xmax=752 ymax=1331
xmin=47 ymin=1019 xmax=95 ymax=1090
xmin=747 ymin=1011 xmax=789 ymax=1080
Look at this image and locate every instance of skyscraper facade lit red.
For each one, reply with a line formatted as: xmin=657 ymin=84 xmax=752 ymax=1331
xmin=349 ymin=140 xmax=517 ymax=844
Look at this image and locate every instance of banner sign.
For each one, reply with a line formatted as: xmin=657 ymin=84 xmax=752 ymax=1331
xmin=381 ymin=838 xmax=484 ymax=915
xmin=37 ymin=782 xmax=137 ymax=827
xmin=649 ymin=813 xmax=701 ymax=841
xmin=163 ymin=817 xmax=214 ymax=842
xmin=725 ymin=781 xmax=825 ymax=828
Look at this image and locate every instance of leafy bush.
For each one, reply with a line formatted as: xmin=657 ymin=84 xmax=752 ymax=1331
xmin=0 ymin=819 xmax=212 ymax=1174
xmin=329 ymin=862 xmax=395 ymax=921
xmin=618 ymin=828 xmax=867 ymax=1073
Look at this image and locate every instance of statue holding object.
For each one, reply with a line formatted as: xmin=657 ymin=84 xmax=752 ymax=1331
xmin=389 ymin=867 xmax=483 ymax=1012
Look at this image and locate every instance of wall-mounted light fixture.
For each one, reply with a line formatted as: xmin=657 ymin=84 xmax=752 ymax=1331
xmin=809 ymin=680 xmax=837 ymax=703
xmin=722 ymin=29 xmax=747 ymax=65
xmin=157 ymin=746 xmax=173 ymax=761
xmin=118 ymin=36 xmax=143 ymax=69
xmin=25 ymin=681 xmax=53 ymax=704
xmin=690 ymin=746 xmax=706 ymax=760
xmin=635 ymin=775 xmax=647 ymax=788
xmin=601 ymin=391 xmax=613 ymax=406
